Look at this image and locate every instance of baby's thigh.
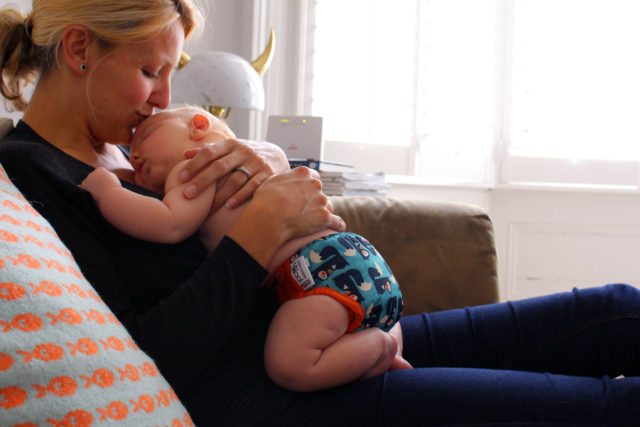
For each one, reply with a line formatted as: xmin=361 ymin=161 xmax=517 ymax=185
xmin=265 ymin=295 xmax=349 ymax=356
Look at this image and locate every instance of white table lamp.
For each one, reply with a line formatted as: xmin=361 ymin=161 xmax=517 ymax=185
xmin=172 ymin=30 xmax=274 ymax=119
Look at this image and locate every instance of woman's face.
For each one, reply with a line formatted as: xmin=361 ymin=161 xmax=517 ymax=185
xmin=85 ymin=20 xmax=185 ymax=146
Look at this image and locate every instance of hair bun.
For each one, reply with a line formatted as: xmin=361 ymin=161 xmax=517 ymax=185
xmin=22 ymin=16 xmax=33 ymax=42
xmin=0 ymin=8 xmax=36 ymax=111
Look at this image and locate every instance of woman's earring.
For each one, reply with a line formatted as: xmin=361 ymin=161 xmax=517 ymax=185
xmin=80 ymin=64 xmax=87 ymax=72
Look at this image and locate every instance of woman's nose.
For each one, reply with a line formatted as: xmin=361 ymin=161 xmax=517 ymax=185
xmin=149 ymin=76 xmax=172 ymax=110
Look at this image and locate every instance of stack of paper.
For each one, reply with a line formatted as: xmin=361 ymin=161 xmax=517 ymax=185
xmin=319 ymin=171 xmax=389 ymax=197
xmin=287 ymin=158 xmax=388 ymax=197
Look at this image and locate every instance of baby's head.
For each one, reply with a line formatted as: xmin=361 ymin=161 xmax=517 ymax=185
xmin=130 ymin=106 xmax=235 ymax=193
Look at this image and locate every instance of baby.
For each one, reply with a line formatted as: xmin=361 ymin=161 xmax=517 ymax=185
xmin=80 ymin=106 xmax=408 ymax=391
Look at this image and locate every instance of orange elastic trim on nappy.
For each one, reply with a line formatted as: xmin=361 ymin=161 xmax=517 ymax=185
xmin=267 ymin=257 xmax=365 ymax=333
xmin=303 ymin=287 xmax=365 ymax=333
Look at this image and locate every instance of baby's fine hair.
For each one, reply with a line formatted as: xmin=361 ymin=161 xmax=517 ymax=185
xmin=0 ymin=0 xmax=204 ymax=111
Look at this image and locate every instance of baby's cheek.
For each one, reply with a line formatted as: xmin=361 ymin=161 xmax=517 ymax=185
xmin=151 ymin=167 xmax=171 ymax=193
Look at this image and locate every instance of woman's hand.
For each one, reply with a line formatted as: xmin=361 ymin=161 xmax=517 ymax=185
xmin=180 ymin=138 xmax=289 ymax=210
xmin=227 ymin=167 xmax=346 ymax=268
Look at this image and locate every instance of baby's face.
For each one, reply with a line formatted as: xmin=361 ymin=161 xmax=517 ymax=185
xmin=130 ymin=111 xmax=199 ymax=193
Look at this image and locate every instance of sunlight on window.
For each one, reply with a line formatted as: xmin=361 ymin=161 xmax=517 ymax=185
xmin=415 ymin=0 xmax=497 ymax=181
xmin=311 ymin=0 xmax=640 ymax=183
xmin=510 ymin=0 xmax=640 ymax=161
xmin=312 ymin=0 xmax=417 ymax=146
xmin=312 ymin=0 xmax=497 ymax=181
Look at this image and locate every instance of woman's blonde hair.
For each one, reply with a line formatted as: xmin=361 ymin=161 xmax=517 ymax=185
xmin=0 ymin=0 xmax=204 ymax=111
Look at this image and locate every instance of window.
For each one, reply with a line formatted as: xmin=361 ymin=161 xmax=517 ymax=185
xmin=312 ymin=1 xmax=418 ymax=147
xmin=308 ymin=0 xmax=640 ymax=188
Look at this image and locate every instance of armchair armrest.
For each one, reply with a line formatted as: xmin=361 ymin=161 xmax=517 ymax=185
xmin=331 ymin=196 xmax=499 ymax=315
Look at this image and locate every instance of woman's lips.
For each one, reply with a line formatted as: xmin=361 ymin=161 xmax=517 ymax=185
xmin=134 ymin=113 xmax=150 ymax=130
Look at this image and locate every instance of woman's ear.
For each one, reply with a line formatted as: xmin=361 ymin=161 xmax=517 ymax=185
xmin=189 ymin=113 xmax=211 ymax=140
xmin=60 ymin=25 xmax=92 ymax=75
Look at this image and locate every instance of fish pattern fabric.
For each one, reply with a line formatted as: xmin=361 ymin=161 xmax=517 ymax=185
xmin=0 ymin=164 xmax=192 ymax=426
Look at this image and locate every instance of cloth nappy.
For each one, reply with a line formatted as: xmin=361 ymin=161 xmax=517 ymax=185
xmin=267 ymin=232 xmax=403 ymax=332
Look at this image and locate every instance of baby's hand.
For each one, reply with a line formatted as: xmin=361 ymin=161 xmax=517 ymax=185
xmin=360 ymin=329 xmax=402 ymax=380
xmin=389 ymin=352 xmax=413 ymax=371
xmin=388 ymin=322 xmax=413 ymax=371
xmin=80 ymin=167 xmax=122 ymax=198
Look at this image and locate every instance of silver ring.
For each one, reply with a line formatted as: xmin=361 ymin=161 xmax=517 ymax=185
xmin=233 ymin=166 xmax=251 ymax=179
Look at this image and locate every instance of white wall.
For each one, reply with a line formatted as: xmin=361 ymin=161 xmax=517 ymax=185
xmin=492 ymin=187 xmax=640 ymax=300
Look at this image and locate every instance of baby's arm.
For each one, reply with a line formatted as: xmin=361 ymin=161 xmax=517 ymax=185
xmin=263 ymin=295 xmax=399 ymax=392
xmin=80 ymin=164 xmax=215 ymax=244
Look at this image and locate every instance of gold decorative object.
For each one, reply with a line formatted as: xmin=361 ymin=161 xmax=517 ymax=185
xmin=177 ymin=51 xmax=191 ymax=70
xmin=251 ymin=29 xmax=275 ymax=77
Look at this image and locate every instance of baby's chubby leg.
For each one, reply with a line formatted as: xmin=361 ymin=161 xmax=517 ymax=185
xmin=264 ymin=294 xmax=397 ymax=392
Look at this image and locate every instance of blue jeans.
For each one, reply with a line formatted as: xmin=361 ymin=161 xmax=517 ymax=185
xmin=189 ymin=284 xmax=640 ymax=426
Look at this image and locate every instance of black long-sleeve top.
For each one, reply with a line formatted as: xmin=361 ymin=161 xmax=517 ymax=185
xmin=0 ymin=121 xmax=278 ymax=401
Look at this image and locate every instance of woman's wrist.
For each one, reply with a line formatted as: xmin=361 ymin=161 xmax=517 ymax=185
xmin=226 ymin=204 xmax=289 ymax=268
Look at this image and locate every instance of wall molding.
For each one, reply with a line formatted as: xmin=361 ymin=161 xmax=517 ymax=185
xmin=506 ymin=221 xmax=640 ymax=300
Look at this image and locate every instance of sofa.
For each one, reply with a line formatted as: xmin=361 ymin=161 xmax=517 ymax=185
xmin=331 ymin=196 xmax=499 ymax=315
xmin=0 ymin=118 xmax=499 ymax=425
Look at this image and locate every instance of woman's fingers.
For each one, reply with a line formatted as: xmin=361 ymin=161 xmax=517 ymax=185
xmin=258 ymin=167 xmax=345 ymax=236
xmin=227 ymin=167 xmax=345 ymax=267
xmin=326 ymin=203 xmax=346 ymax=232
xmin=211 ymin=168 xmax=263 ymax=211
xmin=181 ymin=141 xmax=234 ymax=180
xmin=180 ymin=140 xmax=252 ymax=197
xmin=216 ymin=171 xmax=269 ymax=210
xmin=213 ymin=155 xmax=274 ymax=209
xmin=180 ymin=139 xmax=282 ymax=201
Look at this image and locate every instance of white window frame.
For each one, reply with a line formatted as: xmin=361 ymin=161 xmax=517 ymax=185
xmin=255 ymin=0 xmax=640 ymax=191
xmin=495 ymin=0 xmax=640 ymax=190
xmin=254 ymin=0 xmax=418 ymax=176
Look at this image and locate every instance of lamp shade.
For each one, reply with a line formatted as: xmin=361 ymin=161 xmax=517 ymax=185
xmin=171 ymin=51 xmax=265 ymax=110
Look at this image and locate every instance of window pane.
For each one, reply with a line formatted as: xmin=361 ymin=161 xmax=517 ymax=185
xmin=415 ymin=0 xmax=497 ymax=181
xmin=312 ymin=0 xmax=418 ymax=146
xmin=510 ymin=0 xmax=640 ymax=161
xmin=311 ymin=0 xmax=497 ymax=182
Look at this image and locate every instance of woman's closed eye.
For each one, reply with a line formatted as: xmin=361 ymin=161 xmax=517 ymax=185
xmin=142 ymin=69 xmax=158 ymax=79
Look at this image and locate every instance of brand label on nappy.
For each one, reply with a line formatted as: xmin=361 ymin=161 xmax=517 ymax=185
xmin=290 ymin=256 xmax=315 ymax=290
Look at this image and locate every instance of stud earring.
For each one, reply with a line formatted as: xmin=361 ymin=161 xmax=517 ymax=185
xmin=80 ymin=64 xmax=87 ymax=71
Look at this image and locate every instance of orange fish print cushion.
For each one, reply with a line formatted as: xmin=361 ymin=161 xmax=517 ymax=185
xmin=0 ymin=164 xmax=193 ymax=426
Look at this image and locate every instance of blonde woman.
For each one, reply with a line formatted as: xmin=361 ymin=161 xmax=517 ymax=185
xmin=1 ymin=1 xmax=640 ymax=426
